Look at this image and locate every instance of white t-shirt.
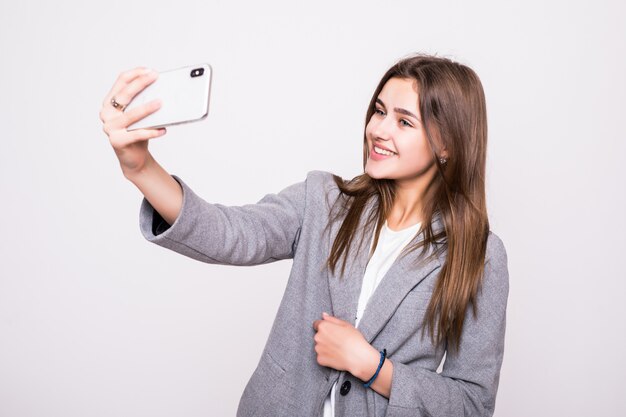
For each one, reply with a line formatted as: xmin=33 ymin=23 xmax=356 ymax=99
xmin=323 ymin=219 xmax=421 ymax=417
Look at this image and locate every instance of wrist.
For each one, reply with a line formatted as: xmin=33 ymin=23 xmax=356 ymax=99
xmin=123 ymin=153 xmax=156 ymax=182
xmin=354 ymin=345 xmax=383 ymax=382
xmin=362 ymin=349 xmax=387 ymax=388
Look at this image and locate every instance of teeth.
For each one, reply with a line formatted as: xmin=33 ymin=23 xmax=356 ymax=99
xmin=374 ymin=146 xmax=396 ymax=156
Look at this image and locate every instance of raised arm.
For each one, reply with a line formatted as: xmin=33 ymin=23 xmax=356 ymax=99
xmin=100 ymin=67 xmax=311 ymax=267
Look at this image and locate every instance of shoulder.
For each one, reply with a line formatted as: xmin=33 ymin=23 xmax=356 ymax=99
xmin=271 ymin=170 xmax=339 ymax=203
xmin=485 ymin=230 xmax=508 ymax=270
xmin=304 ymin=170 xmax=342 ymax=189
xmin=482 ymin=230 xmax=510 ymax=297
xmin=302 ymin=170 xmax=345 ymax=205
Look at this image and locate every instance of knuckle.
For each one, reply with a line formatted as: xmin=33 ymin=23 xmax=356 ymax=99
xmin=121 ymin=118 xmax=133 ymax=130
xmin=141 ymin=73 xmax=157 ymax=86
xmin=135 ymin=74 xmax=153 ymax=88
xmin=123 ymin=111 xmax=137 ymax=125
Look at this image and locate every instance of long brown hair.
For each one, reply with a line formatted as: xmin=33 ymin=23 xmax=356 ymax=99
xmin=324 ymin=53 xmax=489 ymax=353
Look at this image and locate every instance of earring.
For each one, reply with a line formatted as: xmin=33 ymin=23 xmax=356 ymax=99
xmin=439 ymin=157 xmax=448 ymax=165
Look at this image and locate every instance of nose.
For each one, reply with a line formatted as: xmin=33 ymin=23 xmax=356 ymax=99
xmin=372 ymin=114 xmax=393 ymax=141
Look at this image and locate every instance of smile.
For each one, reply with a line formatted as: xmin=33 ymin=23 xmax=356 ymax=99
xmin=373 ymin=146 xmax=397 ymax=156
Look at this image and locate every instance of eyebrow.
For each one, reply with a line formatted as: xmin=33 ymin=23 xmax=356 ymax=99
xmin=376 ymin=98 xmax=421 ymax=122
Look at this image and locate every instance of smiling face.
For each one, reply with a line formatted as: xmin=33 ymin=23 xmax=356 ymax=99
xmin=364 ymin=77 xmax=443 ymax=185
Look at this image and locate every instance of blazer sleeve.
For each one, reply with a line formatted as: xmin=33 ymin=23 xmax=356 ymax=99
xmin=138 ymin=173 xmax=308 ymax=266
xmin=385 ymin=232 xmax=509 ymax=417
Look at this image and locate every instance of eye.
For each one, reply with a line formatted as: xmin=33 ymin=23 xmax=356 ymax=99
xmin=400 ymin=119 xmax=413 ymax=127
xmin=374 ymin=107 xmax=385 ymax=116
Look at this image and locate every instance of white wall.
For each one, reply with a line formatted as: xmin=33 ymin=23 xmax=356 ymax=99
xmin=1 ymin=1 xmax=624 ymax=416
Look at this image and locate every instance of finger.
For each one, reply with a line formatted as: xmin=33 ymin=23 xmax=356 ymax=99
xmin=104 ymin=66 xmax=151 ymax=103
xmin=100 ymin=72 xmax=158 ymax=123
xmin=109 ymin=98 xmax=162 ymax=130
xmin=313 ymin=319 xmax=322 ymax=332
xmin=111 ymin=70 xmax=159 ymax=109
xmin=127 ymin=127 xmax=167 ymax=142
xmin=101 ymin=87 xmax=159 ymax=125
xmin=102 ymin=66 xmax=153 ymax=106
xmin=107 ymin=127 xmax=166 ymax=150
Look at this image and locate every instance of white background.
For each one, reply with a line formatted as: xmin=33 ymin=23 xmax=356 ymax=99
xmin=1 ymin=1 xmax=624 ymax=416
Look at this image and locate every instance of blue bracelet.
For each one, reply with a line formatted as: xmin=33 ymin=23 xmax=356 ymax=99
xmin=363 ymin=349 xmax=387 ymax=388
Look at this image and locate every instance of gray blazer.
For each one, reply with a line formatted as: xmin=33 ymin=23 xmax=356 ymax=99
xmin=139 ymin=170 xmax=509 ymax=417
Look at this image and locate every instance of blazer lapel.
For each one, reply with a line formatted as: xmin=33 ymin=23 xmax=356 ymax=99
xmin=356 ymin=238 xmax=441 ymax=344
xmin=326 ymin=196 xmax=377 ymax=326
xmin=327 ymin=197 xmax=445 ymax=343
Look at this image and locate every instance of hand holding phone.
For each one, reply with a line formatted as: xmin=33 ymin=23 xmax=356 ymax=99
xmin=125 ymin=63 xmax=212 ymax=130
xmin=100 ymin=64 xmax=212 ymax=178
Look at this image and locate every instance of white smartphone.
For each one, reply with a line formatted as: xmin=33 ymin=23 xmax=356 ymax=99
xmin=126 ymin=63 xmax=212 ymax=130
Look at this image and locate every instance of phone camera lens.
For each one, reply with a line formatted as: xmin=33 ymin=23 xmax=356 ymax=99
xmin=190 ymin=68 xmax=204 ymax=78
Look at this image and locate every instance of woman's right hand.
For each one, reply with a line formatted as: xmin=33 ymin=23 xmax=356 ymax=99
xmin=99 ymin=67 xmax=167 ymax=177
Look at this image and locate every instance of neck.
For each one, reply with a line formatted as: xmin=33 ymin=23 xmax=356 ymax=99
xmin=387 ymin=164 xmax=437 ymax=229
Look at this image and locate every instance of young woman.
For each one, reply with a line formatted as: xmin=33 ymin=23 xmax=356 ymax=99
xmin=100 ymin=53 xmax=509 ymax=417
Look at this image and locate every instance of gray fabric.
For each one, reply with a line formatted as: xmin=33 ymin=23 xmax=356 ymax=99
xmin=139 ymin=170 xmax=509 ymax=417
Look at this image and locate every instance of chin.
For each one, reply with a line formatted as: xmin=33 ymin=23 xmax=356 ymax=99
xmin=365 ymin=166 xmax=392 ymax=180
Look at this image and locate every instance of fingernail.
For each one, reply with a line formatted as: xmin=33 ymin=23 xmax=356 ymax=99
xmin=322 ymin=312 xmax=328 ymax=317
